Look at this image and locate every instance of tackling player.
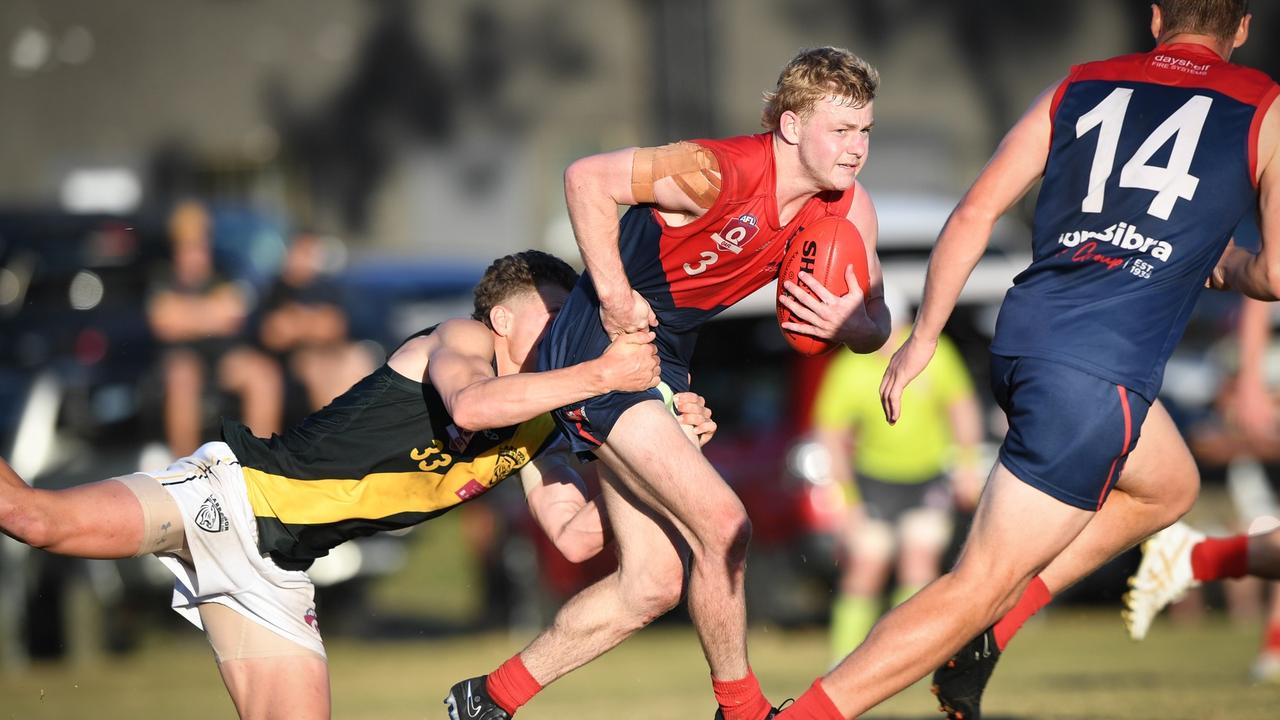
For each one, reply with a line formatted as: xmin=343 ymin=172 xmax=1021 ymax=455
xmin=447 ymin=47 xmax=891 ymax=720
xmin=0 ymin=250 xmax=717 ymax=720
xmin=776 ymin=2 xmax=1280 ymax=718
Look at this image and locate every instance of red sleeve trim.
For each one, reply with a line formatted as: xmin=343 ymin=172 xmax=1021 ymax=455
xmin=1248 ymin=84 xmax=1280 ymax=188
xmin=1047 ymin=68 xmax=1079 ymax=150
xmin=1049 ymin=68 xmax=1077 ymax=122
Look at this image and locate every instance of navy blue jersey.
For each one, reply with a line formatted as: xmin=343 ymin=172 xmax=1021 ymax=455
xmin=991 ymin=44 xmax=1279 ymax=400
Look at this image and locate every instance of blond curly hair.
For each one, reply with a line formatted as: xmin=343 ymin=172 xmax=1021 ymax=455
xmin=762 ymin=47 xmax=879 ymax=131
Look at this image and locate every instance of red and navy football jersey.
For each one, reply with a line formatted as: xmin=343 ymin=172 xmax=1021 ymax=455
xmin=615 ymin=133 xmax=856 ymax=334
xmin=991 ymin=43 xmax=1280 ymax=399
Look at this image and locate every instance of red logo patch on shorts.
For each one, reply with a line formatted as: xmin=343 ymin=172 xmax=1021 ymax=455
xmin=304 ymin=608 xmax=319 ymax=631
xmin=563 ymin=407 xmax=587 ymax=423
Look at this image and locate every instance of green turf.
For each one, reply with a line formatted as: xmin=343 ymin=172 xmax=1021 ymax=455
xmin=1 ymin=611 xmax=1276 ymax=719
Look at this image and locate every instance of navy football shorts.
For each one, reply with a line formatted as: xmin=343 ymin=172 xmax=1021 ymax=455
xmin=990 ymin=354 xmax=1150 ymax=511
xmin=538 ymin=280 xmax=693 ymax=459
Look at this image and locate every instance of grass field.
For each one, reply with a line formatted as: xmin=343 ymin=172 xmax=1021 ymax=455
xmin=1 ymin=610 xmax=1277 ymax=719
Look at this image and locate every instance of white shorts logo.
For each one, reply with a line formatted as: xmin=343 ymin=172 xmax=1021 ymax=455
xmin=194 ymin=495 xmax=229 ymax=533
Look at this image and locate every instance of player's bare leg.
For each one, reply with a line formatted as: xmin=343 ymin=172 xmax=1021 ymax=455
xmin=517 ymin=468 xmax=685 ymax=683
xmin=831 ymin=519 xmax=893 ymax=659
xmin=201 ymin=603 xmax=331 ymax=720
xmin=0 ymin=458 xmax=326 ymax=719
xmin=0 ymin=458 xmax=145 ymax=558
xmin=598 ymin=399 xmax=754 ymax=681
xmin=783 ymin=463 xmax=1094 ymax=719
xmin=1034 ymin=402 xmax=1198 ymax=596
xmin=896 ymin=508 xmax=950 ymax=600
xmin=1123 ymin=523 xmax=1280 ymax=651
xmin=450 ymin=404 xmax=770 ymax=719
xmin=929 ymin=401 xmax=1198 ymax=718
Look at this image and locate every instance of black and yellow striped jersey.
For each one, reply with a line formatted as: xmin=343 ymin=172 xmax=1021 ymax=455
xmin=222 ymin=358 xmax=559 ymax=571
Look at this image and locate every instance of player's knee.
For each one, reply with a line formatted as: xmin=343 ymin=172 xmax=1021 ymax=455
xmin=850 ymin=519 xmax=895 ymax=563
xmin=949 ymin=558 xmax=1018 ymax=609
xmin=697 ymin=501 xmax=751 ymax=565
xmin=163 ymin=350 xmax=202 ymax=386
xmin=726 ymin=514 xmax=752 ymax=567
xmin=1164 ymin=469 xmax=1199 ymax=522
xmin=898 ymin=547 xmax=942 ymax=587
xmin=621 ymin=559 xmax=684 ymax=621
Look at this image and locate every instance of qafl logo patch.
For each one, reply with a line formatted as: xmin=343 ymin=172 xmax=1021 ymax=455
xmin=304 ymin=608 xmax=319 ymax=632
xmin=712 ymin=214 xmax=760 ymax=255
xmin=194 ymin=495 xmax=229 ymax=533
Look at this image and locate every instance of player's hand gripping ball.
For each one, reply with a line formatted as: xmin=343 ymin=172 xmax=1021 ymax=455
xmin=775 ymin=216 xmax=870 ymax=355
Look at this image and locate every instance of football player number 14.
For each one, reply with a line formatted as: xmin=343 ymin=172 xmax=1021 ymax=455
xmin=1075 ymin=88 xmax=1213 ymax=220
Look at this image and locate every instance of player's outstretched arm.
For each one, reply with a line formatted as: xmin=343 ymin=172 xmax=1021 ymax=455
xmin=394 ymin=319 xmax=660 ymax=431
xmin=880 ymin=82 xmax=1057 ymax=424
xmin=521 ymin=448 xmax=606 ymax=563
xmin=1214 ymin=100 xmax=1280 ymax=300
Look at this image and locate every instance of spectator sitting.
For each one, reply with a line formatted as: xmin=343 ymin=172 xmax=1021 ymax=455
xmin=146 ymin=200 xmax=282 ymax=456
xmin=257 ymin=230 xmax=374 ymax=413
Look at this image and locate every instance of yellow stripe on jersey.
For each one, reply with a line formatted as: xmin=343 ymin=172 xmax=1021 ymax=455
xmin=244 ymin=414 xmax=556 ymax=525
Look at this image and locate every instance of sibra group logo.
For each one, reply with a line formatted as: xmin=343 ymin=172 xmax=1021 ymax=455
xmin=712 ymin=214 xmax=760 ymax=255
xmin=1057 ymin=222 xmax=1173 ymax=265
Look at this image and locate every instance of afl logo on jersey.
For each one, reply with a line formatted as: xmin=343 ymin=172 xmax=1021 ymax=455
xmin=712 ymin=214 xmax=760 ymax=255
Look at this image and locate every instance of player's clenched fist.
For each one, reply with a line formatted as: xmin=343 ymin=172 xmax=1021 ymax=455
xmin=596 ymin=330 xmax=661 ymax=392
xmin=600 ymin=288 xmax=658 ymax=338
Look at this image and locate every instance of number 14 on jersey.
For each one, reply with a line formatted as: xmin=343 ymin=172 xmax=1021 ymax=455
xmin=1076 ymin=88 xmax=1213 ymax=221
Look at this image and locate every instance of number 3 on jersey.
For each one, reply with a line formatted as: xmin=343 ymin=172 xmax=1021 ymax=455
xmin=1076 ymin=88 xmax=1213 ymax=220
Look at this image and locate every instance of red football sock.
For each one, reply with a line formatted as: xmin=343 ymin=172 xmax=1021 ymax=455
xmin=1263 ymin=623 xmax=1280 ymax=653
xmin=486 ymin=655 xmax=543 ymax=715
xmin=712 ymin=669 xmax=773 ymax=720
xmin=1190 ymin=535 xmax=1249 ymax=581
xmin=993 ymin=575 xmax=1052 ymax=651
xmin=778 ymin=679 xmax=845 ymax=719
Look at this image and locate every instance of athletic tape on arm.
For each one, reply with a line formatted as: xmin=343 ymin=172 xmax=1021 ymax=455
xmin=631 ymin=142 xmax=722 ymax=209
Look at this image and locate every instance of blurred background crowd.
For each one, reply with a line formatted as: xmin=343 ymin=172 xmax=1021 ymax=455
xmin=1 ymin=0 xmax=1278 ymax=690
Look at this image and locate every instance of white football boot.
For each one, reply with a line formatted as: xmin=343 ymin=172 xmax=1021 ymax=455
xmin=1123 ymin=521 xmax=1205 ymax=640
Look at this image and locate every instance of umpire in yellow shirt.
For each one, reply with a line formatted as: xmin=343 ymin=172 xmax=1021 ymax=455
xmin=813 ymin=289 xmax=983 ymax=662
